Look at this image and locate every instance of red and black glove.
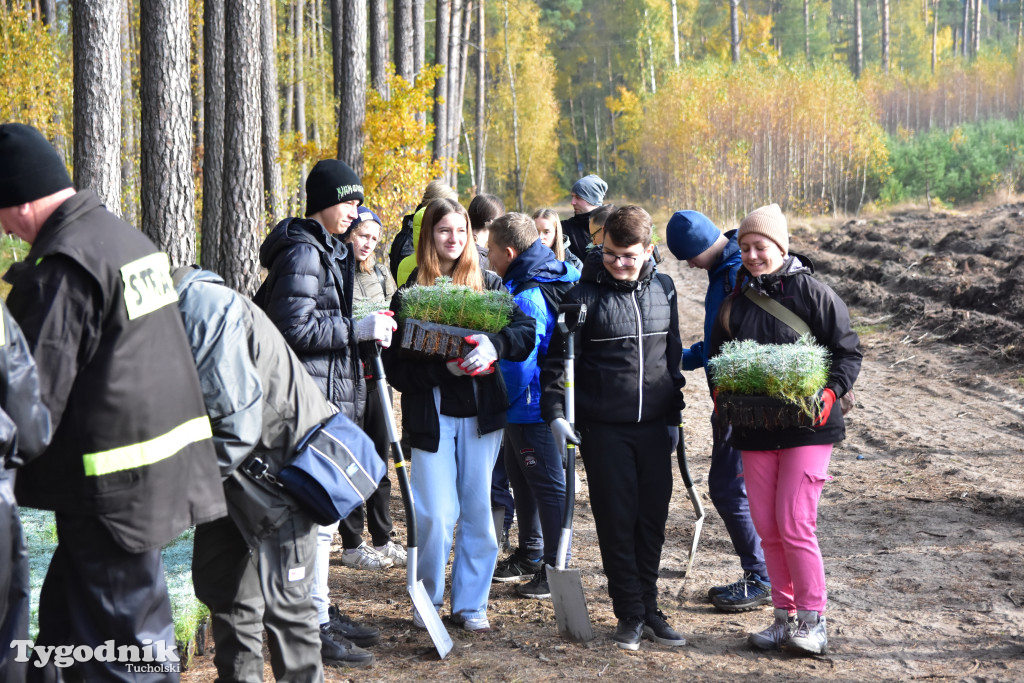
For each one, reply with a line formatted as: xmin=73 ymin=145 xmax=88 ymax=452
xmin=712 ymin=388 xmax=719 ymax=415
xmin=814 ymin=388 xmax=836 ymax=427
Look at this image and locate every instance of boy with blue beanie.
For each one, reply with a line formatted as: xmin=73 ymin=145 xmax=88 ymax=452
xmin=665 ymin=209 xmax=772 ymax=613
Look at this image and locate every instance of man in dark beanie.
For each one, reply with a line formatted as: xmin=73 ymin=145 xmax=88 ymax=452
xmin=561 ymin=173 xmax=608 ymax=263
xmin=0 ymin=122 xmax=226 ymax=680
xmin=665 ymin=209 xmax=772 ymax=615
xmin=256 ymin=157 xmax=392 ymax=668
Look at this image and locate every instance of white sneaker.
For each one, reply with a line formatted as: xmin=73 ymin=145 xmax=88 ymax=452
xmin=341 ymin=542 xmax=394 ymax=570
xmin=375 ymin=540 xmax=407 ymax=567
xmin=451 ymin=614 xmax=491 ymax=633
xmin=785 ymin=610 xmax=828 ymax=655
xmin=749 ymin=608 xmax=797 ymax=650
xmin=412 ymin=609 xmax=426 ymax=629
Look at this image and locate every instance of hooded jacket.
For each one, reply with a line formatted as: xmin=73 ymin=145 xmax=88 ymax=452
xmin=540 ymin=247 xmax=686 ymax=426
xmin=381 ymin=270 xmax=535 ymax=453
xmin=395 ymin=207 xmax=426 ymax=287
xmin=709 ymin=254 xmax=862 ymax=450
xmin=683 ymin=229 xmax=742 ymax=377
xmin=256 ymin=216 xmax=365 ymax=423
xmin=499 ymin=240 xmax=581 ymax=424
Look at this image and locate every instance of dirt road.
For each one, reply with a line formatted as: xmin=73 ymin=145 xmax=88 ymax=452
xmin=184 ymin=203 xmax=1024 ymax=681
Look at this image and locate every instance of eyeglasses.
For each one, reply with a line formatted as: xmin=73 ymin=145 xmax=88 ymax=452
xmin=602 ymin=252 xmax=639 ymax=266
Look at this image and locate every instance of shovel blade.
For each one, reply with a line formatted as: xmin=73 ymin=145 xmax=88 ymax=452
xmin=546 ymin=564 xmax=595 ymax=642
xmin=409 ymin=580 xmax=453 ymax=659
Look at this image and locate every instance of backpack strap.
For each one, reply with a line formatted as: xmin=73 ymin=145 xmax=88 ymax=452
xmin=743 ymin=287 xmax=811 ymax=336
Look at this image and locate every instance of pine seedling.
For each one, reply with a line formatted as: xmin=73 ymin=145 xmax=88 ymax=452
xmin=399 ymin=277 xmax=513 ymax=334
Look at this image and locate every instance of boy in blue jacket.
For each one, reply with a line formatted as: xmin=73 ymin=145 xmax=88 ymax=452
xmin=665 ymin=210 xmax=771 ymax=612
xmin=486 ymin=213 xmax=580 ymax=598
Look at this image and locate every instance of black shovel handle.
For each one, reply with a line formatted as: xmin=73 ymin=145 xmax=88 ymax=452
xmin=676 ymin=424 xmax=694 ymax=488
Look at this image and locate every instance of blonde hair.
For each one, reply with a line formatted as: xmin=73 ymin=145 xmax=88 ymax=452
xmin=532 ymin=208 xmax=565 ymax=260
xmin=420 ymin=179 xmax=459 ymax=206
xmin=346 ymin=220 xmax=382 ymax=274
xmin=415 ymin=198 xmax=484 ymax=291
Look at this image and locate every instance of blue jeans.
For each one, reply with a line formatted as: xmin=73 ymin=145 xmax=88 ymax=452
xmin=503 ymin=422 xmax=567 ymax=565
xmin=411 ymin=388 xmax=503 ymax=620
xmin=708 ymin=417 xmax=767 ymax=578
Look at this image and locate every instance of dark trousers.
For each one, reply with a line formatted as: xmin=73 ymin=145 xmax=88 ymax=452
xmin=192 ymin=513 xmax=321 ymax=683
xmin=579 ymin=420 xmax=673 ymax=620
xmin=31 ymin=513 xmax=178 ymax=683
xmin=490 ymin=442 xmax=515 ymax=532
xmin=340 ymin=391 xmax=394 ymax=548
xmin=708 ymin=418 xmax=768 ymax=578
xmin=503 ymin=422 xmax=566 ymax=565
xmin=0 ymin=477 xmax=28 ymax=683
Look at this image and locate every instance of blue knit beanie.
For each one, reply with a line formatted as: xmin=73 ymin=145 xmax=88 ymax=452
xmin=666 ymin=210 xmax=721 ymax=261
xmin=571 ymin=174 xmax=607 ymax=207
xmin=354 ymin=206 xmax=382 ymax=227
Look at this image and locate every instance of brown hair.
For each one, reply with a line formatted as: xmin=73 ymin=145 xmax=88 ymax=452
xmin=590 ymin=204 xmax=617 ymax=230
xmin=488 ymin=212 xmax=539 ymax=255
xmin=415 ymin=198 xmax=484 ymax=291
xmin=604 ymin=205 xmax=653 ymax=248
xmin=468 ymin=194 xmax=505 ymax=231
xmin=532 ymin=208 xmax=564 ymax=260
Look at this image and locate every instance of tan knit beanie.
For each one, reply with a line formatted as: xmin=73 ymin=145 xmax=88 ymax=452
xmin=738 ymin=203 xmax=789 ymax=255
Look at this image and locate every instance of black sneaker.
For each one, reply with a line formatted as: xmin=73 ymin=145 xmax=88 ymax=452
xmin=707 ymin=570 xmax=767 ymax=600
xmin=319 ymin=623 xmax=374 ymax=668
xmin=492 ymin=552 xmax=540 ymax=583
xmin=612 ymin=616 xmax=644 ymax=651
xmin=711 ymin=572 xmax=772 ymax=612
xmin=642 ymin=609 xmax=686 ymax=647
xmin=515 ymin=567 xmax=551 ymax=599
xmin=327 ymin=604 xmax=381 ymax=647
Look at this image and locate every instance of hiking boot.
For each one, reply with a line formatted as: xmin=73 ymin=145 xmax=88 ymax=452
xmin=515 ymin=566 xmax=551 ymax=599
xmin=612 ymin=616 xmax=644 ymax=651
xmin=785 ymin=610 xmax=828 ymax=655
xmin=492 ymin=552 xmax=539 ymax=583
xmin=374 ymin=540 xmax=407 ymax=567
xmin=319 ymin=623 xmax=374 ymax=668
xmin=327 ymin=605 xmax=381 ymax=647
xmin=748 ymin=608 xmax=797 ymax=651
xmin=642 ymin=609 xmax=686 ymax=647
xmin=340 ymin=542 xmax=394 ymax=570
xmin=711 ymin=572 xmax=772 ymax=612
xmin=449 ymin=613 xmax=492 ymax=633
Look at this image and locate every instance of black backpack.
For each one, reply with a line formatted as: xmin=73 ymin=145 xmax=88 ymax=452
xmin=387 ymin=213 xmax=416 ymax=282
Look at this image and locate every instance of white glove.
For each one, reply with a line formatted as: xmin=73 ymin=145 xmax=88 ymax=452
xmin=446 ymin=359 xmax=470 ymax=377
xmin=550 ymin=418 xmax=581 ymax=456
xmin=355 ymin=311 xmax=398 ymax=347
xmin=460 ymin=334 xmax=498 ymax=376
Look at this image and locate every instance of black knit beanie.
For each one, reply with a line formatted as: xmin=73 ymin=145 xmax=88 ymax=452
xmin=0 ymin=123 xmax=73 ymax=209
xmin=305 ymin=159 xmax=364 ymax=217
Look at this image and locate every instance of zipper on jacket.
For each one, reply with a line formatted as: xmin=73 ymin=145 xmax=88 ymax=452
xmin=631 ymin=289 xmax=644 ymax=422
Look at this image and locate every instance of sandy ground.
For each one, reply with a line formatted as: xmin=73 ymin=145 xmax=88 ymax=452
xmin=183 ymin=203 xmax=1024 ymax=681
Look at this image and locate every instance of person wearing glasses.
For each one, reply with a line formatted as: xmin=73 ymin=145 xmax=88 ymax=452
xmin=540 ymin=205 xmax=687 ymax=652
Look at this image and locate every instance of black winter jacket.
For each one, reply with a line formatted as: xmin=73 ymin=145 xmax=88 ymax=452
xmin=709 ymin=254 xmax=862 ymax=450
xmin=257 ymin=217 xmax=366 ymax=423
xmin=381 ymin=270 xmax=535 ymax=453
xmin=540 ymin=248 xmax=686 ymax=426
xmin=561 ymin=209 xmax=596 ymax=264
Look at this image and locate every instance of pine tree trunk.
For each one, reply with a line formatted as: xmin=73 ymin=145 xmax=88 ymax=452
xmin=296 ymin=0 xmax=307 ymax=209
xmin=261 ymin=0 xmax=283 ymax=220
xmin=882 ymin=0 xmax=890 ymax=72
xmin=963 ymin=0 xmax=971 ymax=57
xmin=413 ymin=0 xmax=426 ymax=75
xmin=730 ymin=0 xmax=741 ymax=63
xmin=453 ymin=0 xmax=472 ymax=186
xmin=394 ymin=0 xmax=413 ymax=81
xmin=201 ymin=0 xmax=225 ymax=272
xmin=445 ymin=0 xmax=463 ymax=185
xmin=40 ymin=0 xmax=55 ymax=25
xmin=503 ymin=0 xmax=522 ymax=211
xmin=73 ymin=0 xmax=122 ymax=213
xmin=932 ymin=0 xmax=939 ymax=74
xmin=433 ymin=0 xmax=451 ymax=165
xmin=121 ymin=0 xmax=138 ymax=226
xmin=222 ymin=0 xmax=263 ymax=296
xmin=338 ymin=0 xmax=367 ymax=171
xmin=973 ymin=0 xmax=981 ymax=56
xmin=192 ymin=4 xmax=203 ymax=156
xmin=474 ymin=0 xmax=486 ymax=193
xmin=140 ymin=0 xmax=196 ymax=266
xmin=370 ymin=0 xmax=390 ymax=97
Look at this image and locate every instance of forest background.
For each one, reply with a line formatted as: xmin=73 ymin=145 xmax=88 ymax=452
xmin=1 ymin=0 xmax=1023 ymax=295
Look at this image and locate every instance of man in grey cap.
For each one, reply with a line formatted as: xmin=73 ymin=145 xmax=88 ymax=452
xmin=561 ymin=174 xmax=607 ymax=262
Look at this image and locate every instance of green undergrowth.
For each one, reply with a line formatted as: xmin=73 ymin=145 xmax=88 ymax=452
xmin=399 ymin=276 xmax=513 ymax=333
xmin=710 ymin=334 xmax=830 ymax=409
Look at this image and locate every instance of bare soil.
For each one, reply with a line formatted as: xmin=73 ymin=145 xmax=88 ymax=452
xmin=184 ymin=203 xmax=1024 ymax=681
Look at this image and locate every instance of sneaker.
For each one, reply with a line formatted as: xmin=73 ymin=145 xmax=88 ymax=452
xmin=748 ymin=608 xmax=797 ymax=650
xmin=500 ymin=527 xmax=512 ymax=554
xmin=707 ymin=570 xmax=767 ymax=599
xmin=374 ymin=540 xmax=407 ymax=567
xmin=341 ymin=542 xmax=394 ymax=570
xmin=319 ymin=623 xmax=374 ymax=668
xmin=411 ymin=609 xmax=426 ymax=629
xmin=327 ymin=605 xmax=380 ymax=647
xmin=642 ymin=609 xmax=686 ymax=647
xmin=515 ymin=567 xmax=551 ymax=599
xmin=612 ymin=616 xmax=644 ymax=651
xmin=449 ymin=613 xmax=491 ymax=633
xmin=492 ymin=552 xmax=540 ymax=583
xmin=711 ymin=572 xmax=772 ymax=612
xmin=785 ymin=610 xmax=828 ymax=655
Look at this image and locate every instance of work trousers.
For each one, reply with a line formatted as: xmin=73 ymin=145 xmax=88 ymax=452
xmin=708 ymin=418 xmax=768 ymax=578
xmin=742 ymin=444 xmax=832 ymax=613
xmin=579 ymin=420 xmax=673 ymax=620
xmin=503 ymin=422 xmax=566 ymax=565
xmin=340 ymin=391 xmax=395 ymax=549
xmin=192 ymin=513 xmax=321 ymax=683
xmin=31 ymin=513 xmax=178 ymax=683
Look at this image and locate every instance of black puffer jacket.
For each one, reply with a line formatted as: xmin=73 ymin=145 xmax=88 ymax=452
xmin=709 ymin=254 xmax=862 ymax=450
xmin=540 ymin=248 xmax=686 ymax=426
xmin=381 ymin=270 xmax=535 ymax=453
xmin=256 ymin=217 xmax=366 ymax=423
xmin=561 ymin=209 xmax=596 ymax=264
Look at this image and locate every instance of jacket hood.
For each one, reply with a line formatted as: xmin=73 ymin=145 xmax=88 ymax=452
xmin=741 ymin=252 xmax=815 ymax=296
xmin=579 ymin=245 xmax=655 ymax=291
xmin=259 ymin=216 xmax=348 ymax=269
xmin=503 ymin=239 xmax=579 ymax=289
xmin=172 ymin=265 xmax=224 ymax=289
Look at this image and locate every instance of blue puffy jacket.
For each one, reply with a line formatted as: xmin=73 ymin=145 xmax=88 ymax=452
xmin=499 ymin=240 xmax=581 ymax=424
xmin=683 ymin=229 xmax=742 ymax=379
